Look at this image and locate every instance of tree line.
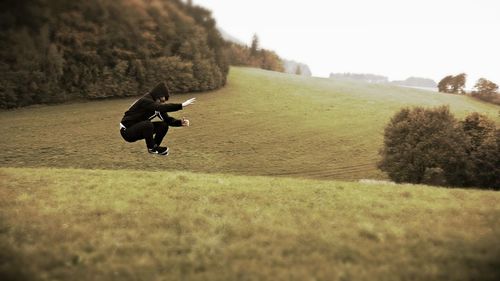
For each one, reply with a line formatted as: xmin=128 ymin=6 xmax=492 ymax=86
xmin=438 ymin=74 xmax=500 ymax=105
xmin=0 ymin=0 xmax=229 ymax=108
xmin=225 ymin=34 xmax=284 ymax=73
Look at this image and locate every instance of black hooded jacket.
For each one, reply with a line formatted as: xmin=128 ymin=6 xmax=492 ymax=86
xmin=120 ymin=83 xmax=183 ymax=128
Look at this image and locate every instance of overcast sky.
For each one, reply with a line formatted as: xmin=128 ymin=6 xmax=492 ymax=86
xmin=193 ymin=0 xmax=500 ymax=87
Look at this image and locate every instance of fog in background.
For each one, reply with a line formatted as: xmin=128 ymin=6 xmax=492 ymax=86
xmin=194 ymin=0 xmax=500 ymax=88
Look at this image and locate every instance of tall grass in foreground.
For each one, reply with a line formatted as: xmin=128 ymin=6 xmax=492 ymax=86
xmin=1 ymin=167 xmax=499 ymax=280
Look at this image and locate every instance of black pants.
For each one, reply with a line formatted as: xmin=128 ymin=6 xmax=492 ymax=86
xmin=120 ymin=121 xmax=169 ymax=149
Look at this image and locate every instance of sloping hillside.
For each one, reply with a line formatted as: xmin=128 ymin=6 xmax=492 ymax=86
xmin=0 ymin=67 xmax=498 ymax=180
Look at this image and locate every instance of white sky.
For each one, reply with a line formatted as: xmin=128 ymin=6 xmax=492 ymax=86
xmin=193 ymin=0 xmax=500 ymax=87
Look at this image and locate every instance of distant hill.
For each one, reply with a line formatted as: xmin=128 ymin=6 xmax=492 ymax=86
xmin=391 ymin=77 xmax=437 ymax=88
xmin=282 ymin=59 xmax=312 ymax=77
xmin=330 ymin=73 xmax=389 ymax=83
xmin=329 ymin=73 xmax=437 ymax=89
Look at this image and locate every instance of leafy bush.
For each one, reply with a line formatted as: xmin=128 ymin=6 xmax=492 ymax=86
xmin=471 ymin=91 xmax=500 ymax=105
xmin=422 ymin=167 xmax=447 ymax=186
xmin=378 ymin=106 xmax=467 ymax=186
xmin=461 ymin=113 xmax=500 ymax=188
xmin=379 ymin=107 xmax=499 ymax=189
xmin=470 ymin=78 xmax=500 ymax=105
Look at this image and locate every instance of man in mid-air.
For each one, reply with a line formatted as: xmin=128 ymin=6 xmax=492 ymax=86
xmin=119 ymin=82 xmax=196 ymax=156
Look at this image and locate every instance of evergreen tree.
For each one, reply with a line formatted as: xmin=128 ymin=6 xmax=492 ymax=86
xmin=250 ymin=34 xmax=259 ymax=56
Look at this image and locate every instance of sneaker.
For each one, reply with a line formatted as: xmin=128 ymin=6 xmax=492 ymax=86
xmin=148 ymin=145 xmax=169 ymax=155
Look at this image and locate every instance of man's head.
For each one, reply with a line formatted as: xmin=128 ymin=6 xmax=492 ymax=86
xmin=149 ymin=82 xmax=170 ymax=103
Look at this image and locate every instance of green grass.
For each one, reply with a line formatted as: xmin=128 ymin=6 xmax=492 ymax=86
xmin=1 ymin=167 xmax=499 ymax=281
xmin=1 ymin=67 xmax=498 ymax=180
xmin=1 ymin=67 xmax=500 ymax=280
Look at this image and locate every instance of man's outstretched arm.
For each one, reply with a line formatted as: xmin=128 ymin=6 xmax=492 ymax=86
xmin=144 ymin=100 xmax=183 ymax=112
xmin=145 ymin=97 xmax=196 ymax=112
xmin=182 ymin=98 xmax=196 ymax=107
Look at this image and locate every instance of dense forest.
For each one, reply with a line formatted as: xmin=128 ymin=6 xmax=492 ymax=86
xmin=0 ymin=0 xmax=229 ymax=108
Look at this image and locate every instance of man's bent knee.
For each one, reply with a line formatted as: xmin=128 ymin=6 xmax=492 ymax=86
xmin=153 ymin=121 xmax=169 ymax=133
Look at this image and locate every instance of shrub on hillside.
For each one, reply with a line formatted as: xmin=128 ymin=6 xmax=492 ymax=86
xmin=471 ymin=91 xmax=500 ymax=105
xmin=461 ymin=113 xmax=500 ymax=188
xmin=379 ymin=107 xmax=499 ymax=189
xmin=470 ymin=78 xmax=500 ymax=105
xmin=422 ymin=167 xmax=447 ymax=186
xmin=378 ymin=106 xmax=467 ymax=186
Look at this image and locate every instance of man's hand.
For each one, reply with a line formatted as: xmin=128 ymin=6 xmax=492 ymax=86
xmin=182 ymin=98 xmax=196 ymax=107
xmin=181 ymin=117 xmax=190 ymax=127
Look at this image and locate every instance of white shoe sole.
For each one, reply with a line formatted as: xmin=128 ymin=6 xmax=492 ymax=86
xmin=149 ymin=147 xmax=169 ymax=156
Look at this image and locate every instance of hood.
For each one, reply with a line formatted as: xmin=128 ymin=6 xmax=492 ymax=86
xmin=149 ymin=82 xmax=170 ymax=100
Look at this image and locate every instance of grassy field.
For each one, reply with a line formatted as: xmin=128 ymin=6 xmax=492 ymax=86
xmin=1 ymin=67 xmax=500 ymax=280
xmin=1 ymin=167 xmax=499 ymax=281
xmin=0 ymin=67 xmax=498 ymax=181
